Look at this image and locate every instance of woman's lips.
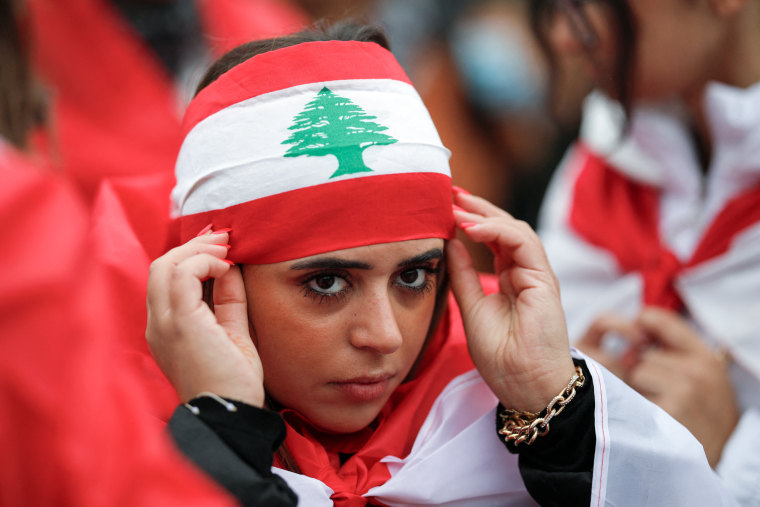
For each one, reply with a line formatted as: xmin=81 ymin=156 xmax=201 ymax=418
xmin=330 ymin=374 xmax=394 ymax=402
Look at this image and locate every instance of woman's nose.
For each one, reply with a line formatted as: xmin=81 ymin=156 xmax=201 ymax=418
xmin=348 ymin=290 xmax=403 ymax=355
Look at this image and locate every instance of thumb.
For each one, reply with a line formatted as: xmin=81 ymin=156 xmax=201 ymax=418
xmin=578 ymin=313 xmax=646 ymax=351
xmin=446 ymin=239 xmax=485 ymax=318
xmin=213 ymin=265 xmax=256 ymax=357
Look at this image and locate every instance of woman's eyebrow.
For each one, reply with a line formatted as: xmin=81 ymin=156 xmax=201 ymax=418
xmin=289 ymin=248 xmax=443 ymax=271
xmin=397 ymin=248 xmax=444 ymax=267
xmin=290 ymin=258 xmax=373 ymax=270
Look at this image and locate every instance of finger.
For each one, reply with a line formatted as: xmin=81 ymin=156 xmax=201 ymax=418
xmin=460 ymin=219 xmax=553 ymax=286
xmin=213 ymin=266 xmax=252 ymax=344
xmin=453 ymin=207 xmax=501 ymax=261
xmin=169 ymin=253 xmax=233 ymax=317
xmin=627 ymin=349 xmax=681 ymax=397
xmin=147 ymin=234 xmax=231 ymax=310
xmin=452 ymin=206 xmax=486 ymax=225
xmin=578 ymin=313 xmax=646 ymax=351
xmin=636 ymin=306 xmax=705 ymax=353
xmin=164 ymin=232 xmax=231 ymax=265
xmin=446 ymin=239 xmax=486 ymax=317
xmin=215 ymin=266 xmax=260 ymax=372
xmin=453 ymin=190 xmax=510 ymax=219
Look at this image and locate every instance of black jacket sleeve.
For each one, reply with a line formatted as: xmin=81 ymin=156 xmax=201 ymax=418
xmin=498 ymin=358 xmax=595 ymax=507
xmin=168 ymin=397 xmax=298 ymax=507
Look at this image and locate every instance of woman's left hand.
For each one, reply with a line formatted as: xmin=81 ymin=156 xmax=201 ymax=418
xmin=447 ymin=189 xmax=576 ymax=413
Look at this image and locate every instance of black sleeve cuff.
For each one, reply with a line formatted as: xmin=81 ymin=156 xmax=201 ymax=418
xmin=496 ymin=358 xmax=595 ymax=507
xmin=168 ymin=397 xmax=298 ymax=506
xmin=182 ymin=396 xmax=287 ymax=477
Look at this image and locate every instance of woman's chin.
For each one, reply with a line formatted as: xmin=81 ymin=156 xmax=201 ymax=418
xmin=312 ymin=413 xmax=380 ymax=435
xmin=302 ymin=402 xmax=386 ymax=435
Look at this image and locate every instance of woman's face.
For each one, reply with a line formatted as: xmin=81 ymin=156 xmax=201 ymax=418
xmin=549 ymin=0 xmax=725 ymax=102
xmin=242 ymin=238 xmax=445 ymax=434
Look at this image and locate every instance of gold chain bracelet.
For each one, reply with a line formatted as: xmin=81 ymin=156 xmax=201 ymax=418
xmin=498 ymin=365 xmax=585 ymax=446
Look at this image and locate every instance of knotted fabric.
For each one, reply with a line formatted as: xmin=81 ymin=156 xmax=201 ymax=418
xmin=569 ymin=143 xmax=760 ymax=310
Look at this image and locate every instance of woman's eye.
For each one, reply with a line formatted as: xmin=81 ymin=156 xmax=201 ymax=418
xmin=307 ymin=275 xmax=348 ymax=294
xmin=397 ymin=268 xmax=426 ymax=288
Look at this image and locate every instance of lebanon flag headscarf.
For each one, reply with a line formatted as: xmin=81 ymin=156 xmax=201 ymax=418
xmin=173 ymin=40 xmax=454 ymax=263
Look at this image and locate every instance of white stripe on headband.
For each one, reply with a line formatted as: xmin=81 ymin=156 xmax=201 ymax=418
xmin=173 ymin=78 xmax=450 ymax=216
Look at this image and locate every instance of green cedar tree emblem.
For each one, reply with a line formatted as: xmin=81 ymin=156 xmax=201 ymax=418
xmin=281 ymin=86 xmax=398 ymax=178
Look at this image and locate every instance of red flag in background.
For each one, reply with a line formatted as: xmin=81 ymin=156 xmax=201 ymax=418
xmin=0 ymin=144 xmax=237 ymax=506
xmin=25 ymin=0 xmax=309 ymax=419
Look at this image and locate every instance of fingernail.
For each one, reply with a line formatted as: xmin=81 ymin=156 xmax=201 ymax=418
xmin=452 ymin=204 xmax=466 ymax=213
xmin=211 ymin=227 xmax=232 ymax=235
xmin=459 ymin=222 xmax=478 ymax=229
xmin=452 ymin=185 xmax=471 ymax=195
xmin=221 ymin=258 xmax=235 ymax=265
xmin=195 ymin=223 xmax=213 ymax=237
xmin=215 ymin=244 xmax=232 ymax=249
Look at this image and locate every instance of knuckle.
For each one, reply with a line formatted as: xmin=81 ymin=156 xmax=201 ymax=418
xmin=170 ymin=263 xmax=187 ymax=281
xmin=148 ymin=258 xmax=164 ymax=275
xmin=589 ymin=316 xmax=611 ymax=334
xmin=514 ymin=218 xmax=530 ymax=229
xmin=514 ymin=219 xmax=535 ymax=235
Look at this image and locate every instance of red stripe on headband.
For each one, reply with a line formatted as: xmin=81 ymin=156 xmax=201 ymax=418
xmin=183 ymin=40 xmax=412 ymax=137
xmin=177 ymin=172 xmax=454 ymax=264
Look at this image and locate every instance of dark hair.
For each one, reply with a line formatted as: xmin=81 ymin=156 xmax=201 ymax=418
xmin=0 ymin=0 xmax=43 ymax=148
xmin=529 ymin=0 xmax=636 ymax=114
xmin=194 ymin=20 xmax=390 ymax=96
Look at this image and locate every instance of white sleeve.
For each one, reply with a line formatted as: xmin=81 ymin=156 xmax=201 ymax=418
xmin=716 ymin=408 xmax=760 ymax=506
xmin=581 ymin=352 xmax=737 ymax=506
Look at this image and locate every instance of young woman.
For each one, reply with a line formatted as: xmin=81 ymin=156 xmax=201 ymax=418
xmin=147 ymin=23 xmax=734 ymax=506
xmin=531 ymin=0 xmax=760 ymax=503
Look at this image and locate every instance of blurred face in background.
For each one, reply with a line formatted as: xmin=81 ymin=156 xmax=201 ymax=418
xmin=547 ymin=0 xmax=727 ymax=103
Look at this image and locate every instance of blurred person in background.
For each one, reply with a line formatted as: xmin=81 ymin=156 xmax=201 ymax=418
xmin=446 ymin=0 xmax=590 ymax=228
xmin=23 ymin=0 xmax=310 ymax=421
xmin=532 ymin=0 xmax=760 ymax=504
xmin=367 ymin=0 xmax=590 ymax=271
xmin=1 ymin=0 xmax=297 ymax=504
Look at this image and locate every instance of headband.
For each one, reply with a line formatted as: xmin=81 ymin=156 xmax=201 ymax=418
xmin=173 ymin=40 xmax=454 ymax=264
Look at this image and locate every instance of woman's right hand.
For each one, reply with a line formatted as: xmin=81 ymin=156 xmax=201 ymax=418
xmin=447 ymin=190 xmax=576 ymax=414
xmin=146 ymin=228 xmax=265 ymax=407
